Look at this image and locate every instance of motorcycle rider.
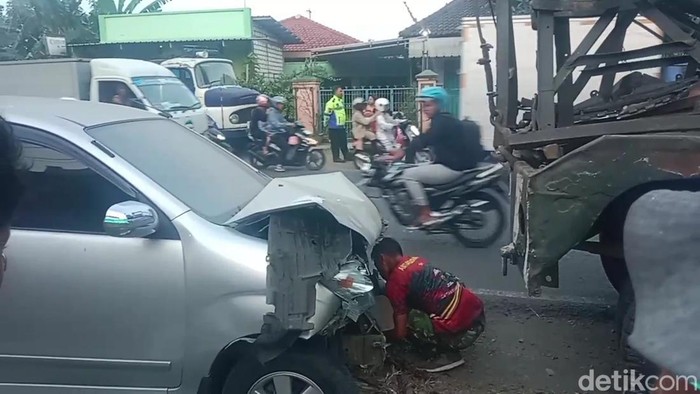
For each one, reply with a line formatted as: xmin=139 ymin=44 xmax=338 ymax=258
xmin=374 ymin=98 xmax=403 ymax=154
xmin=351 ymin=97 xmax=378 ymax=151
xmin=391 ymin=86 xmax=484 ymax=228
xmin=261 ymin=96 xmax=294 ymax=173
xmin=250 ymin=94 xmax=270 ymax=153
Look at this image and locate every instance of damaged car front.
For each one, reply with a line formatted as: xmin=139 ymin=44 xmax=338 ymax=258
xmin=223 ymin=172 xmax=391 ymax=394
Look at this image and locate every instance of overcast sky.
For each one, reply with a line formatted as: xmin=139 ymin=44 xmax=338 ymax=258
xmin=1 ymin=0 xmax=450 ymax=41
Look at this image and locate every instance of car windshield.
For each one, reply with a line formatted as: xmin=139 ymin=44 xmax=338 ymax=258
xmin=132 ymin=76 xmax=202 ymax=112
xmin=86 ymin=119 xmax=269 ymax=224
xmin=195 ymin=61 xmax=238 ymax=88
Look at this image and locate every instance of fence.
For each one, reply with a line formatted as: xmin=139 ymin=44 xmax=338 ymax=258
xmin=318 ymin=86 xmax=417 ymax=136
xmin=446 ymin=88 xmax=460 ymax=118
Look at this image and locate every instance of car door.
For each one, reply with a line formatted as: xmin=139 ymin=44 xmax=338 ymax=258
xmin=0 ymin=126 xmax=186 ymax=392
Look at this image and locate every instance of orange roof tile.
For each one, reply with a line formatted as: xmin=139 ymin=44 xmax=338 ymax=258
xmin=280 ymin=15 xmax=361 ymax=52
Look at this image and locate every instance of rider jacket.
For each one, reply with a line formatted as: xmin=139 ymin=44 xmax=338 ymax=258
xmin=260 ymin=107 xmax=291 ymax=135
xmin=250 ymin=106 xmax=268 ymax=140
xmin=376 ymin=113 xmax=401 ymax=151
xmin=406 ymin=112 xmax=483 ymax=171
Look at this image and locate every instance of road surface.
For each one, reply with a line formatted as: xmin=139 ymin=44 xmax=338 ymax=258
xmin=267 ymin=161 xmax=623 ymax=393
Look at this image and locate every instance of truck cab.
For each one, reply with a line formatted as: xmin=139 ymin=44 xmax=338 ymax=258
xmin=162 ymin=57 xmax=260 ymax=151
xmin=0 ymin=58 xmax=209 ymax=135
xmin=89 ymin=59 xmax=209 ymax=134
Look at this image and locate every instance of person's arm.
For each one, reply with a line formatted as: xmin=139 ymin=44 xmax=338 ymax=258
xmin=353 ymin=111 xmax=377 ymax=126
xmin=405 ymin=118 xmax=440 ymax=162
xmin=385 ymin=276 xmax=411 ymax=341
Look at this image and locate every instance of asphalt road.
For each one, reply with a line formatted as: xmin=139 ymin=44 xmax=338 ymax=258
xmin=265 ymin=161 xmax=624 ymax=393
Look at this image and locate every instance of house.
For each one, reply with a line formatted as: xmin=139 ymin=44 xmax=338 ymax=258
xmin=280 ymin=15 xmax=410 ymax=87
xmin=70 ymin=8 xmax=301 ymax=79
xmin=280 ymin=15 xmax=361 ymax=60
xmin=399 ymin=0 xmax=492 ymax=113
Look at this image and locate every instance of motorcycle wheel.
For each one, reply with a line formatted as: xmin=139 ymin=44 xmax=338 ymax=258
xmin=452 ymin=188 xmax=506 ymax=248
xmin=306 ymin=149 xmax=326 ymax=171
xmin=387 ymin=188 xmax=418 ymax=227
xmin=354 ymin=151 xmax=372 ymax=172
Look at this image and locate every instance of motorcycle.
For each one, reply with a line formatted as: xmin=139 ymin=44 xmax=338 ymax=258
xmin=353 ymin=112 xmax=434 ymax=175
xmin=247 ymin=121 xmax=326 ymax=171
xmin=359 ymin=160 xmax=507 ymax=248
xmin=205 ymin=116 xmax=233 ymax=151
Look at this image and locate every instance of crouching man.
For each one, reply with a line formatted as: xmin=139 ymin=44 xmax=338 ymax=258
xmin=372 ymin=237 xmax=485 ymax=373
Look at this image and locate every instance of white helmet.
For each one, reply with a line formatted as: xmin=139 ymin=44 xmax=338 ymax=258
xmin=375 ymin=98 xmax=390 ymax=112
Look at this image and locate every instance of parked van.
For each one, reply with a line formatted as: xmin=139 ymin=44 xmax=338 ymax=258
xmin=0 ymin=58 xmax=209 ymax=134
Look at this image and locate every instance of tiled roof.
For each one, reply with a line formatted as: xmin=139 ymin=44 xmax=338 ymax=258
xmin=280 ymin=15 xmax=361 ymax=52
xmin=253 ymin=16 xmax=302 ymax=45
xmin=399 ymin=0 xmax=493 ymax=38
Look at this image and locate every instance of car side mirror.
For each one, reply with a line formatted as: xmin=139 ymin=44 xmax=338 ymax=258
xmin=104 ymin=201 xmax=159 ymax=238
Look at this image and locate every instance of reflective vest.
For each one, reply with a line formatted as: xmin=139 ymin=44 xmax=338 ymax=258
xmin=324 ymin=96 xmax=347 ymax=129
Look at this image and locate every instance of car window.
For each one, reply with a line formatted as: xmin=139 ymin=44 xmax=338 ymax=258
xmin=12 ymin=141 xmax=133 ymax=234
xmin=169 ymin=68 xmax=195 ymax=92
xmin=97 ymin=80 xmax=145 ymax=110
xmin=86 ymin=119 xmax=269 ymax=225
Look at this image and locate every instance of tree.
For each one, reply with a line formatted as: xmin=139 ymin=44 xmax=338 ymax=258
xmin=90 ymin=0 xmax=174 ymax=15
xmin=4 ymin=0 xmax=95 ymax=59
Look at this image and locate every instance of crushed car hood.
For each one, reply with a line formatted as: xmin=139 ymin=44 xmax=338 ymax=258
xmin=227 ymin=172 xmax=383 ymax=244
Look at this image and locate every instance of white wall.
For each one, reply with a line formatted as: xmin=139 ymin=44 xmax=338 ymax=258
xmin=460 ymin=16 xmax=663 ymax=149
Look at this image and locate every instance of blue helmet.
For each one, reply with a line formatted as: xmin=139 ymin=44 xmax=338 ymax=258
xmin=416 ymin=86 xmax=448 ymax=108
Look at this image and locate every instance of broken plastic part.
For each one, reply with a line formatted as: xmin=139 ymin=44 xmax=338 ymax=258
xmin=262 ymin=208 xmax=353 ymax=336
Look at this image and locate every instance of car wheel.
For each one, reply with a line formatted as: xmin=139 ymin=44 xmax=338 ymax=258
xmin=222 ymin=351 xmax=358 ymax=394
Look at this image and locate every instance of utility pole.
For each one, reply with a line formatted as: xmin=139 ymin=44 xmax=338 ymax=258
xmin=403 ymin=1 xmax=430 ymax=71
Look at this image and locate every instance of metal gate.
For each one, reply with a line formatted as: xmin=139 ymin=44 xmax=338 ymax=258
xmin=319 ymin=86 xmax=417 ymax=131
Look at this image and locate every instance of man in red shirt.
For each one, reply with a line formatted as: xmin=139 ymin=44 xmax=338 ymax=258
xmin=372 ymin=237 xmax=485 ymax=373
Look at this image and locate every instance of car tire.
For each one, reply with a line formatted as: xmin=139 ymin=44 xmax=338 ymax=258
xmin=222 ymin=351 xmax=359 ymax=394
xmin=617 ymin=280 xmax=659 ymax=389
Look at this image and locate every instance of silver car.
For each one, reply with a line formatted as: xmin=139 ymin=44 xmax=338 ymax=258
xmin=0 ymin=96 xmax=391 ymax=394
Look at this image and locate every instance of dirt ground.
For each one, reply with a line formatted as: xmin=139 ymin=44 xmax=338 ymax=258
xmin=357 ymin=295 xmax=621 ymax=394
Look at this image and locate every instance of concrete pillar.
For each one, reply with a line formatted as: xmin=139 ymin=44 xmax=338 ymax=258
xmin=292 ymin=77 xmax=321 ymax=135
xmin=415 ymin=69 xmax=439 ymax=132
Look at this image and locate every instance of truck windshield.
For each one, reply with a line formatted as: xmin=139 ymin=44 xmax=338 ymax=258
xmin=86 ymin=119 xmax=270 ymax=224
xmin=132 ymin=76 xmax=202 ymax=112
xmin=195 ymin=61 xmax=237 ymax=88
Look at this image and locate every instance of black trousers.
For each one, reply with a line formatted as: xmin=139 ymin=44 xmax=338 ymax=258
xmin=328 ymin=127 xmax=349 ymax=161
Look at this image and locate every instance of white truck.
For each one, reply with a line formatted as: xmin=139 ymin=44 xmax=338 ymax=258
xmin=161 ymin=57 xmax=260 ymax=151
xmin=0 ymin=58 xmax=209 ymax=134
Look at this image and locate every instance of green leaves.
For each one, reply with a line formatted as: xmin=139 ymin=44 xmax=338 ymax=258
xmin=92 ymin=0 xmax=173 ymax=15
xmin=240 ymin=57 xmax=332 ymax=118
xmin=2 ymin=0 xmax=96 ymax=59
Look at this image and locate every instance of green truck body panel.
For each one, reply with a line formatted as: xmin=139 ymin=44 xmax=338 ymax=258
xmin=513 ymin=133 xmax=700 ymax=294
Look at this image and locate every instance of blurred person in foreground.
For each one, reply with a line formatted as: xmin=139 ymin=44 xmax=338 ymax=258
xmin=0 ymin=116 xmax=23 ymax=290
xmin=372 ymin=237 xmax=485 ymax=373
xmin=624 ymin=190 xmax=700 ymax=393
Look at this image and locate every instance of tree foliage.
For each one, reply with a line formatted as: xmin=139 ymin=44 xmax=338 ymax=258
xmin=2 ymin=0 xmax=95 ymax=59
xmin=239 ymin=57 xmax=333 ymax=119
xmin=90 ymin=0 xmax=174 ymax=15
